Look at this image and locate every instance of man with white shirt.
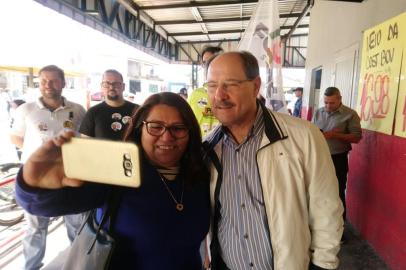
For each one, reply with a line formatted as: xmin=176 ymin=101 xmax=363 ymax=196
xmin=10 ymin=65 xmax=86 ymax=270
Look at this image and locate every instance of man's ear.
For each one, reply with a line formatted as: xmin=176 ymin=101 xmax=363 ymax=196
xmin=253 ymin=76 xmax=261 ymax=97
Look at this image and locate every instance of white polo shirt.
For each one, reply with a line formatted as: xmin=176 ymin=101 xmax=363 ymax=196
xmin=10 ymin=97 xmax=86 ymax=162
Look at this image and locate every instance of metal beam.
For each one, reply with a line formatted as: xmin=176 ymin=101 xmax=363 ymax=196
xmin=325 ymin=0 xmax=363 ymax=2
xmin=154 ymin=13 xmax=307 ymax=26
xmin=281 ymin=33 xmax=308 ymax=40
xmin=170 ymin=24 xmax=306 ymax=37
xmin=178 ymin=38 xmax=241 ymax=44
xmin=178 ymin=44 xmax=194 ymax=62
xmin=282 ymin=0 xmax=313 ymax=41
xmin=280 ymin=12 xmax=310 ymax=19
xmin=97 ymin=0 xmax=108 ymax=23
xmin=169 ymin=29 xmax=244 ymax=36
xmin=108 ymin=2 xmax=120 ymax=26
xmin=281 ymin=24 xmax=309 ymax=30
xmin=155 ymin=16 xmax=251 ymax=25
xmin=139 ymin=0 xmax=259 ymax=10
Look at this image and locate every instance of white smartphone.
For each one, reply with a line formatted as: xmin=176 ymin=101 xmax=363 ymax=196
xmin=62 ymin=137 xmax=141 ymax=188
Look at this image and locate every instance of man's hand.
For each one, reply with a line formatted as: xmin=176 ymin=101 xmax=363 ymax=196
xmin=322 ymin=128 xmax=340 ymax=139
xmin=10 ymin=135 xmax=24 ymax=149
xmin=323 ymin=128 xmax=361 ymax=144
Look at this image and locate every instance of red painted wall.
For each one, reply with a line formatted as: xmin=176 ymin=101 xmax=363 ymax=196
xmin=347 ymin=129 xmax=406 ymax=270
xmin=301 ymin=105 xmax=313 ymax=121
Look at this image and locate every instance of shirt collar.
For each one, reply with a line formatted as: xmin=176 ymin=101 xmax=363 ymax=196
xmin=36 ymin=96 xmax=68 ymax=110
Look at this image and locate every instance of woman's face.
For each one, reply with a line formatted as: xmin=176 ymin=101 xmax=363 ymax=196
xmin=141 ymin=104 xmax=189 ymax=168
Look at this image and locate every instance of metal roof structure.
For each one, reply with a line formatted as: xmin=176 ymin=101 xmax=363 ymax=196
xmin=34 ymin=0 xmax=364 ymax=66
xmin=116 ymin=0 xmax=312 ymax=66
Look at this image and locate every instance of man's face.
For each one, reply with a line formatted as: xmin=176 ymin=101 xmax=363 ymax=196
xmin=206 ymin=53 xmax=260 ymax=129
xmin=39 ymin=71 xmax=64 ymax=100
xmin=201 ymin=52 xmax=214 ymax=67
xmin=324 ymin=94 xmax=342 ymax=112
xmin=101 ymin=72 xmax=125 ymax=101
xmin=294 ymin=90 xmax=302 ymax=98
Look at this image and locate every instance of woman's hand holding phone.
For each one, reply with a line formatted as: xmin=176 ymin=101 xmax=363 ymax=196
xmin=23 ymin=130 xmax=84 ymax=189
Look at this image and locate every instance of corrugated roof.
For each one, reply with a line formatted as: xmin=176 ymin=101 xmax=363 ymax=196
xmin=132 ymin=0 xmax=310 ymax=45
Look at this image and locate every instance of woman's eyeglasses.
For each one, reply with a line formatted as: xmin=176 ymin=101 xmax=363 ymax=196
xmin=143 ymin=121 xmax=189 ymax=139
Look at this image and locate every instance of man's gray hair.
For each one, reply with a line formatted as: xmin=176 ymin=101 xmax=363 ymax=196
xmin=205 ymin=51 xmax=259 ymax=80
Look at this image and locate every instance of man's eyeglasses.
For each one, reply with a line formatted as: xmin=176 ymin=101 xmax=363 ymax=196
xmin=143 ymin=121 xmax=189 ymax=139
xmin=203 ymin=79 xmax=253 ymax=94
xmin=101 ymin=81 xmax=123 ymax=89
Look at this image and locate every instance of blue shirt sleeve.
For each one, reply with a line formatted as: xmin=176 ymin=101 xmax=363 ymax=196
xmin=15 ymin=167 xmax=109 ymax=217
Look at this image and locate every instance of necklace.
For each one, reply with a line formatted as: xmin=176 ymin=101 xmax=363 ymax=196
xmin=159 ymin=174 xmax=184 ymax=211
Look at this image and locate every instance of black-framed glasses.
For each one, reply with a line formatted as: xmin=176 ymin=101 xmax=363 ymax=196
xmin=101 ymin=81 xmax=123 ymax=89
xmin=143 ymin=121 xmax=189 ymax=139
xmin=203 ymin=79 xmax=253 ymax=94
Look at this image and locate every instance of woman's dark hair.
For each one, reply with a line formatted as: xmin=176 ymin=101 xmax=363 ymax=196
xmin=123 ymin=92 xmax=208 ymax=184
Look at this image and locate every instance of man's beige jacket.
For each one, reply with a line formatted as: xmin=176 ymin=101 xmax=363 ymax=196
xmin=204 ymin=106 xmax=344 ymax=270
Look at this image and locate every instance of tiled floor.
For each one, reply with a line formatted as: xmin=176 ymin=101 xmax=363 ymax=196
xmin=338 ymin=223 xmax=390 ymax=270
xmin=0 ymin=218 xmax=69 ymax=270
xmin=0 ymin=219 xmax=391 ymax=270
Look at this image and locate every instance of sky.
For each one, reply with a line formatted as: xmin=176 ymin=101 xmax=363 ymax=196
xmin=0 ymin=0 xmax=165 ymax=72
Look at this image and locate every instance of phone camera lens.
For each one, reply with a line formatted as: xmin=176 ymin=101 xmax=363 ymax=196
xmin=123 ymin=160 xmax=132 ymax=170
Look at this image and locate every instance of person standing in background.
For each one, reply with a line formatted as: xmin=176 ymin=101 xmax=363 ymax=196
xmin=8 ymin=99 xmax=26 ymax=160
xmin=293 ymin=87 xmax=303 ymax=117
xmin=188 ymin=46 xmax=223 ymax=137
xmin=9 ymin=65 xmax=86 ymax=270
xmin=178 ymin=87 xmax=188 ymax=100
xmin=312 ymin=86 xmax=362 ymax=226
xmin=79 ymin=69 xmax=139 ymax=140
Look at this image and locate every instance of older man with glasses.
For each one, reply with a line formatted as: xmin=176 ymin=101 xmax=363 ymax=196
xmin=80 ymin=69 xmax=139 ymax=141
xmin=203 ymin=51 xmax=343 ymax=270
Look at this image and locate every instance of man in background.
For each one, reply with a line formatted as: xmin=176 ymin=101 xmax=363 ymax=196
xmin=79 ymin=69 xmax=138 ymax=140
xmin=188 ymin=46 xmax=223 ymax=137
xmin=178 ymin=87 xmax=188 ymax=100
xmin=312 ymin=86 xmax=362 ymax=224
xmin=293 ymin=87 xmax=303 ymax=117
xmin=10 ymin=65 xmax=86 ymax=270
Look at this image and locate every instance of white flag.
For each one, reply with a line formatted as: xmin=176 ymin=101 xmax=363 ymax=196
xmin=238 ymin=0 xmax=286 ymax=112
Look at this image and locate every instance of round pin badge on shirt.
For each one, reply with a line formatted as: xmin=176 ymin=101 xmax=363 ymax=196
xmin=38 ymin=122 xmax=48 ymax=131
xmin=112 ymin=113 xmax=122 ymax=120
xmin=122 ymin=116 xmax=132 ymax=124
xmin=63 ymin=120 xmax=74 ymax=129
xmin=111 ymin=122 xmax=122 ymax=131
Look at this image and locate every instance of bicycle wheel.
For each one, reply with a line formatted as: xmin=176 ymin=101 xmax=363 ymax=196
xmin=0 ymin=164 xmax=24 ymax=227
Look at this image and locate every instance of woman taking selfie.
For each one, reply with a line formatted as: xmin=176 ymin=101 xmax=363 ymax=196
xmin=15 ymin=92 xmax=210 ymax=269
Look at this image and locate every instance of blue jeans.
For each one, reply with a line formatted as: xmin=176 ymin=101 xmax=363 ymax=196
xmin=22 ymin=211 xmax=85 ymax=270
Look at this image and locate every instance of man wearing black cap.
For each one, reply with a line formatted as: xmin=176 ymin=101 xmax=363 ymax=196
xmin=293 ymin=87 xmax=303 ymax=117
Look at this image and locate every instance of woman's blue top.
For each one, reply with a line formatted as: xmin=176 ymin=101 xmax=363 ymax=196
xmin=16 ymin=159 xmax=210 ymax=270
